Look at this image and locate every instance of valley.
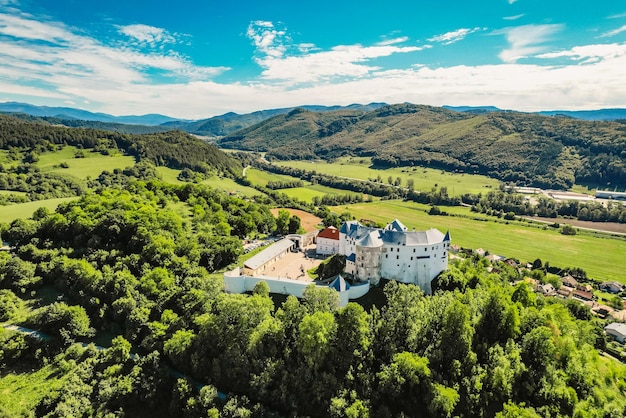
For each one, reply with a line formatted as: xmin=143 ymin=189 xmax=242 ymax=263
xmin=0 ymin=104 xmax=625 ymax=417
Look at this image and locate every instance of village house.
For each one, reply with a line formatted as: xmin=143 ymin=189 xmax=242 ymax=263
xmin=600 ymin=281 xmax=624 ymax=294
xmin=539 ymin=283 xmax=557 ymax=297
xmin=338 ymin=219 xmax=450 ymax=294
xmin=605 ymin=322 xmax=626 ymax=343
xmin=561 ymin=275 xmax=578 ymax=289
xmin=573 ymin=288 xmax=594 ymax=302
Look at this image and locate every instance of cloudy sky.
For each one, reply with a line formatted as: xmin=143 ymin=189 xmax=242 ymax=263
xmin=1 ymin=0 xmax=625 ymax=119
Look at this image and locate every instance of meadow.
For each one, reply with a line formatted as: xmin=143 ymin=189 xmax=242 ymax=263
xmin=155 ymin=166 xmax=261 ymax=197
xmin=0 ymin=197 xmax=78 ymax=224
xmin=37 ymin=146 xmax=136 ymax=180
xmin=276 ymin=157 xmax=501 ymax=195
xmin=331 ymin=200 xmax=626 ymax=283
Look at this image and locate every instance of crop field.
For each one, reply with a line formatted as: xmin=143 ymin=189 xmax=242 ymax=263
xmin=331 ymin=200 xmax=626 ymax=283
xmin=0 ymin=197 xmax=77 ymax=224
xmin=37 ymin=146 xmax=135 ymax=180
xmin=276 ymin=157 xmax=501 ymax=195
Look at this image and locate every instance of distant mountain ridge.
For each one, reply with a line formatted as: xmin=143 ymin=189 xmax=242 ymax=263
xmin=443 ymin=105 xmax=626 ymax=121
xmin=0 ymin=102 xmax=181 ymax=126
xmin=2 ymin=101 xmax=626 ymax=137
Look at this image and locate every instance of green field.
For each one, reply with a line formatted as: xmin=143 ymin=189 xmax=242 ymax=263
xmin=0 ymin=197 xmax=77 ymax=224
xmin=276 ymin=157 xmax=501 ymax=195
xmin=0 ymin=358 xmax=69 ymax=416
xmin=331 ymin=200 xmax=626 ymax=283
xmin=156 ymin=167 xmax=261 ymax=197
xmin=245 ymin=168 xmax=298 ymax=187
xmin=37 ymin=146 xmax=136 ymax=180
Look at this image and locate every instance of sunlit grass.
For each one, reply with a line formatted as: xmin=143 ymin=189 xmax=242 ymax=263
xmin=276 ymin=157 xmax=500 ymax=195
xmin=0 ymin=197 xmax=78 ymax=224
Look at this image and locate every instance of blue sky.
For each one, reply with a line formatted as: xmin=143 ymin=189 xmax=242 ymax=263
xmin=1 ymin=0 xmax=625 ymax=118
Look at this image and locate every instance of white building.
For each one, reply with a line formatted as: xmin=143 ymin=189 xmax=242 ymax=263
xmin=316 ymin=226 xmax=340 ymax=255
xmin=605 ymin=322 xmax=626 ymax=343
xmin=339 ymin=219 xmax=450 ymax=294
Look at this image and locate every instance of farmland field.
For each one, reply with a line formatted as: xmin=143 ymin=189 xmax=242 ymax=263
xmin=331 ymin=200 xmax=626 ymax=283
xmin=276 ymin=157 xmax=500 ymax=195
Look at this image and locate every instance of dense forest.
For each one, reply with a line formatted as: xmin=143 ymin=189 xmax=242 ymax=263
xmin=1 ymin=172 xmax=625 ymax=416
xmin=219 ymin=104 xmax=626 ymax=190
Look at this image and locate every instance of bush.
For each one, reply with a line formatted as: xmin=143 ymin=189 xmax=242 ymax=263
xmin=560 ymin=225 xmax=577 ymax=235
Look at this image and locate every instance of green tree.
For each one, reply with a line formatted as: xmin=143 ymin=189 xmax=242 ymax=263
xmin=276 ymin=209 xmax=290 ymax=235
xmin=297 ymin=311 xmax=337 ymax=368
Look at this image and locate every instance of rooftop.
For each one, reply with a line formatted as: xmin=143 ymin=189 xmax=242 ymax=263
xmin=244 ymin=238 xmax=295 ymax=270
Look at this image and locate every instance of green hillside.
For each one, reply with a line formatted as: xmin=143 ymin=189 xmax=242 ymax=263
xmin=0 ymin=114 xmax=241 ymax=177
xmin=219 ymin=104 xmax=626 ymax=190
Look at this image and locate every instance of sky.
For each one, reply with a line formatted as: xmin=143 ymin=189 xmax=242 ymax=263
xmin=1 ymin=0 xmax=626 ymax=119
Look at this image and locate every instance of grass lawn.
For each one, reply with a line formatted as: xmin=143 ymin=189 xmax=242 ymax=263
xmin=331 ymin=200 xmax=626 ymax=283
xmin=276 ymin=157 xmax=500 ymax=196
xmin=37 ymin=146 xmax=135 ymax=180
xmin=0 ymin=197 xmax=78 ymax=224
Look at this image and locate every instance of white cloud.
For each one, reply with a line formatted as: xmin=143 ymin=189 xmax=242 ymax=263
xmin=377 ymin=36 xmax=409 ymax=46
xmin=247 ymin=20 xmax=288 ymax=60
xmin=496 ymin=24 xmax=564 ymax=62
xmin=428 ymin=27 xmax=483 ymax=44
xmin=608 ymin=12 xmax=626 ymax=19
xmin=118 ymin=24 xmax=177 ymax=47
xmin=247 ymin=21 xmax=424 ymax=84
xmin=503 ymin=14 xmax=525 ymax=21
xmin=599 ymin=24 xmax=626 ymax=38
xmin=537 ymin=43 xmax=626 ymax=62
xmin=1 ymin=7 xmax=626 ymax=119
xmin=0 ymin=9 xmax=228 ymax=100
xmin=508 ymin=0 xmax=518 ymax=4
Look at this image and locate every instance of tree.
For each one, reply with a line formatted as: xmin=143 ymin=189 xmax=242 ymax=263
xmin=561 ymin=224 xmax=576 ymax=235
xmin=30 ymin=302 xmax=94 ymax=344
xmin=288 ymin=215 xmax=302 ymax=234
xmin=297 ymin=311 xmax=337 ymax=368
xmin=302 ymin=284 xmax=340 ymax=313
xmin=276 ymin=209 xmax=290 ymax=235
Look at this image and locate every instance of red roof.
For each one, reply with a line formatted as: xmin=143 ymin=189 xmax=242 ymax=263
xmin=318 ymin=226 xmax=339 ymax=240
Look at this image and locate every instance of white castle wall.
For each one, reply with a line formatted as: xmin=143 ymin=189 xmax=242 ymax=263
xmin=224 ymin=269 xmax=370 ymax=307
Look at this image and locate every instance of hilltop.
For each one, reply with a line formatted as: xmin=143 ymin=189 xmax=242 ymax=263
xmin=218 ymin=104 xmax=626 ymax=190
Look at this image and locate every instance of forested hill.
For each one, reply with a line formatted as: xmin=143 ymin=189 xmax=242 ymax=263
xmin=0 ymin=114 xmax=240 ymax=176
xmin=163 ymin=103 xmax=387 ymax=137
xmin=219 ymin=104 xmax=626 ymax=190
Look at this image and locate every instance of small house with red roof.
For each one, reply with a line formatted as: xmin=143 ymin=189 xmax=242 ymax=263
xmin=316 ymin=226 xmax=340 ymax=255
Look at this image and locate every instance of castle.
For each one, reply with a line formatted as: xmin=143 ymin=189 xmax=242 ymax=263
xmin=319 ymin=219 xmax=450 ymax=294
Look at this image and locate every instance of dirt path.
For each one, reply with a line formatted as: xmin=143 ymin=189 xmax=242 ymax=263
xmin=527 ymin=216 xmax=626 ymax=235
